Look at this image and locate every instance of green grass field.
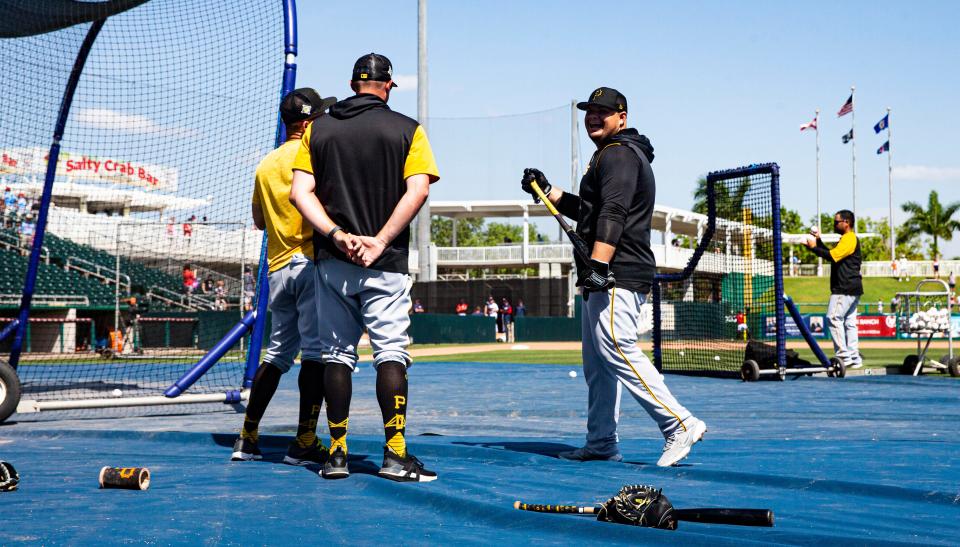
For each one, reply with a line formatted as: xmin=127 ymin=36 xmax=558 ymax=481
xmin=417 ymin=346 xmax=936 ymax=369
xmin=784 ymin=276 xmax=930 ymax=314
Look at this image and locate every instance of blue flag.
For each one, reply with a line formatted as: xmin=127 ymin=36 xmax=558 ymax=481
xmin=877 ymin=141 xmax=889 ymax=155
xmin=874 ymin=114 xmax=889 ymax=134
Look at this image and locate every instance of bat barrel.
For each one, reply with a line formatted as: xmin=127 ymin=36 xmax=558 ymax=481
xmin=674 ymin=508 xmax=774 ymax=527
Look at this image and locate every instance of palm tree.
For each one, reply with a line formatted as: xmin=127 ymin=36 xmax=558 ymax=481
xmin=692 ymin=175 xmax=752 ymax=220
xmin=900 ymin=190 xmax=960 ymax=259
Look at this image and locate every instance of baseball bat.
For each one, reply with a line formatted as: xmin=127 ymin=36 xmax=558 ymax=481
xmin=528 ymin=181 xmax=592 ymax=262
xmin=514 ymin=501 xmax=773 ymax=527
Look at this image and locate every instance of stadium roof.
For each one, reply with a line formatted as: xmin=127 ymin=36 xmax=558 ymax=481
xmin=2 ymin=178 xmax=207 ymax=213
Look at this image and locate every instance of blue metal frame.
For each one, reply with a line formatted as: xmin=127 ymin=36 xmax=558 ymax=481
xmin=651 ymin=163 xmax=786 ymax=372
xmin=4 ymin=19 xmax=106 ymax=369
xmin=167 ymin=0 xmax=297 ymax=396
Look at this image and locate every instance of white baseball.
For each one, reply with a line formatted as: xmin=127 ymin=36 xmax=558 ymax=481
xmin=112 ymin=389 xmax=123 ymax=397
xmin=568 ymin=370 xmax=578 ymax=378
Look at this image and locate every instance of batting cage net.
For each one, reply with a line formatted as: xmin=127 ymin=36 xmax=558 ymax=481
xmin=0 ymin=0 xmax=286 ymax=414
xmin=653 ymin=164 xmax=785 ymax=378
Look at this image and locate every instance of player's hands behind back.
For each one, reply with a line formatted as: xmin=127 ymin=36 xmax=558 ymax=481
xmin=332 ymin=230 xmax=361 ymax=257
xmin=520 ymin=168 xmax=551 ymax=203
xmin=351 ymin=235 xmax=388 ymax=268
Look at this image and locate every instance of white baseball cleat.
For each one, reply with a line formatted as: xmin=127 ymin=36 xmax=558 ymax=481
xmin=657 ymin=418 xmax=707 ymax=467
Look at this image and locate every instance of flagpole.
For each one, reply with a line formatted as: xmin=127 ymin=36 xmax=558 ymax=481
xmin=815 ymin=108 xmax=823 ymax=277
xmin=851 ymin=85 xmax=857 ymax=224
xmin=887 ymin=106 xmax=894 ymax=261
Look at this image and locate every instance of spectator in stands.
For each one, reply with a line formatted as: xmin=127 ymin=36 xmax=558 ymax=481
xmin=485 ymin=295 xmax=499 ymax=318
xmin=15 ymin=193 xmax=27 ymax=222
xmin=215 ymin=279 xmax=227 ymax=310
xmin=515 ymin=298 xmax=526 ymax=317
xmin=2 ymin=188 xmax=15 ymax=228
xmin=455 ymin=298 xmax=468 ymax=316
xmin=166 ymin=216 xmax=175 ymax=238
xmin=182 ymin=264 xmax=197 ymax=294
xmin=471 ymin=306 xmax=483 ymax=316
xmin=242 ymin=266 xmax=255 ymax=311
xmin=501 ymin=298 xmax=514 ymax=342
xmin=18 ymin=213 xmax=35 ymax=255
xmin=412 ymin=299 xmax=426 ymax=313
xmin=202 ymin=275 xmax=215 ymax=295
xmin=183 ymin=215 xmax=194 ymax=242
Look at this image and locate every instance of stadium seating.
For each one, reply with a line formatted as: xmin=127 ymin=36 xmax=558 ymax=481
xmin=0 ymin=246 xmax=115 ymax=307
xmin=0 ymin=226 xmax=182 ymax=309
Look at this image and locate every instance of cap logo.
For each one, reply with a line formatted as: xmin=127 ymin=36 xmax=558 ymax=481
xmin=592 ymin=89 xmax=603 ymax=100
xmin=360 ymin=73 xmax=368 ymax=79
xmin=617 ymin=103 xmax=624 ymax=111
xmin=301 ymin=105 xmax=312 ymax=115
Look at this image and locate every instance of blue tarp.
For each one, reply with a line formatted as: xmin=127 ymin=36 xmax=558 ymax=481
xmin=2 ymin=362 xmax=958 ymax=544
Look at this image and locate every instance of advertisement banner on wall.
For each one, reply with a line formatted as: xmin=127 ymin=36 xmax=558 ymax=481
xmin=764 ymin=314 xmax=827 ymax=338
xmin=857 ymin=315 xmax=898 ymax=338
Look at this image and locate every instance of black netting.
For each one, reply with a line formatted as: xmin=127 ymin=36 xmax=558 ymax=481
xmin=654 ymin=165 xmax=782 ymax=377
xmin=0 ymin=0 xmax=284 ymax=404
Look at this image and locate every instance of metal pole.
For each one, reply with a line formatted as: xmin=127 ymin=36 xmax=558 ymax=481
xmin=887 ymin=107 xmax=894 ymax=261
xmin=815 ymin=108 xmax=822 ymax=276
xmin=415 ymin=0 xmax=432 ymax=281
xmin=851 ymin=85 xmax=857 ymax=224
xmin=571 ymin=99 xmax=579 ymax=193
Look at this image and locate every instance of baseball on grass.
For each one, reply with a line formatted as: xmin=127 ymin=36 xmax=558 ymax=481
xmin=568 ymin=370 xmax=578 ymax=378
xmin=714 ymin=355 xmax=721 ymax=361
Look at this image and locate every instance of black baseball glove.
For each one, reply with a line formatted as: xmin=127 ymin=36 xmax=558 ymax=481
xmin=0 ymin=461 xmax=19 ymax=492
xmin=520 ymin=168 xmax=552 ymax=203
xmin=596 ymin=484 xmax=677 ymax=530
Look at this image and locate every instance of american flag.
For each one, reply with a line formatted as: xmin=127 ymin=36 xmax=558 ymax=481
xmin=837 ymin=94 xmax=853 ymax=117
xmin=800 ymin=116 xmax=818 ymax=131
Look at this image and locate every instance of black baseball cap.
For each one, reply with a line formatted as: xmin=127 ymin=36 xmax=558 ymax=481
xmin=280 ymin=88 xmax=336 ymax=124
xmin=576 ymin=87 xmax=628 ymax=113
xmin=352 ymin=53 xmax=398 ymax=88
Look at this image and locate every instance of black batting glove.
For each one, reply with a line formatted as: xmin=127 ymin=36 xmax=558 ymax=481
xmin=520 ymin=167 xmax=552 ymax=203
xmin=582 ymin=258 xmax=615 ymax=300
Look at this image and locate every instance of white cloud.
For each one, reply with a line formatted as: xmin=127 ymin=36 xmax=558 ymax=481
xmin=73 ymin=108 xmax=199 ymax=139
xmin=892 ymin=165 xmax=960 ymax=183
xmin=391 ymin=73 xmax=418 ymax=91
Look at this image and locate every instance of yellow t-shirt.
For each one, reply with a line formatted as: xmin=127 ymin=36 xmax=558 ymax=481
xmin=252 ymin=140 xmax=314 ymax=272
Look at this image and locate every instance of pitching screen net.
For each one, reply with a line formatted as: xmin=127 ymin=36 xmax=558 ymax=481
xmin=0 ymin=0 xmax=284 ymax=406
xmin=653 ymin=164 xmax=784 ymax=377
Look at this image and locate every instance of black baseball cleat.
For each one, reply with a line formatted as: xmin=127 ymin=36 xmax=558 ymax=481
xmin=321 ymin=447 xmax=349 ymax=479
xmin=378 ymin=448 xmax=438 ymax=483
xmin=231 ymin=437 xmax=262 ymax=461
xmin=283 ymin=438 xmax=328 ymax=466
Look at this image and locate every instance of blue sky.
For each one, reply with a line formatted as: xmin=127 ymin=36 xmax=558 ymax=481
xmin=295 ymin=1 xmax=960 ymax=256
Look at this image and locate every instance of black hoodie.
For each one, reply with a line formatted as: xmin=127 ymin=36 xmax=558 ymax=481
xmin=299 ymin=93 xmax=438 ymax=274
xmin=557 ymin=128 xmax=657 ymax=293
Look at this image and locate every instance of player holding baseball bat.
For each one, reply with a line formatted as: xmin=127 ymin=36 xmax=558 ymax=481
xmin=520 ymin=87 xmax=706 ymax=467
